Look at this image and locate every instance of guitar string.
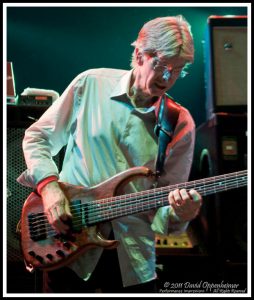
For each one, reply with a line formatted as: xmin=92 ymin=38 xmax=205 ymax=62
xmin=30 ymin=180 xmax=248 ymax=239
xmin=29 ymin=180 xmax=247 ymax=239
xmin=74 ymin=172 xmax=247 ymax=212
xmin=28 ymin=174 xmax=246 ymax=228
xmin=32 ymin=177 xmax=248 ymax=229
xmin=28 ymin=174 xmax=247 ymax=232
xmin=28 ymin=172 xmax=247 ymax=228
xmin=27 ymin=177 xmax=247 ymax=239
xmin=29 ymin=171 xmax=246 ymax=224
xmin=27 ymin=175 xmax=247 ymax=234
xmin=71 ymin=170 xmax=247 ymax=210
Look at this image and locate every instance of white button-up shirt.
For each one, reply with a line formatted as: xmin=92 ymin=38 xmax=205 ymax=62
xmin=19 ymin=68 xmax=196 ymax=287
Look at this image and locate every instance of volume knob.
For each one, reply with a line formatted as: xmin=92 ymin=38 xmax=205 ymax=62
xmin=46 ymin=254 xmax=53 ymax=260
xmin=28 ymin=251 xmax=36 ymax=257
xmin=63 ymin=242 xmax=71 ymax=249
xmin=56 ymin=250 xmax=65 ymax=257
xmin=35 ymin=255 xmax=44 ymax=264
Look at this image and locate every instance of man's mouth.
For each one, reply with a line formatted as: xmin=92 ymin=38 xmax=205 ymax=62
xmin=154 ymin=82 xmax=166 ymax=90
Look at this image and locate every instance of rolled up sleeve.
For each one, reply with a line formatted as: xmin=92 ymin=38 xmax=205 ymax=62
xmin=17 ymin=72 xmax=87 ymax=187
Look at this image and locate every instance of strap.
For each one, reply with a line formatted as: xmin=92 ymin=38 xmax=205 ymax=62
xmin=154 ymin=95 xmax=181 ymax=176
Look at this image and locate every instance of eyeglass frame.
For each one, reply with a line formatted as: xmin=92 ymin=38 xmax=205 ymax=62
xmin=151 ymin=56 xmax=189 ymax=81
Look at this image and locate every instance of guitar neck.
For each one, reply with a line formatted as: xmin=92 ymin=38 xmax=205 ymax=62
xmin=74 ymin=170 xmax=247 ymax=227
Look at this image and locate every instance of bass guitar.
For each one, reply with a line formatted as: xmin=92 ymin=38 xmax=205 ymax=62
xmin=19 ymin=166 xmax=247 ymax=272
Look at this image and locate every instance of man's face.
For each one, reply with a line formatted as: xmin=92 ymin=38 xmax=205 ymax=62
xmin=135 ymin=51 xmax=188 ymax=99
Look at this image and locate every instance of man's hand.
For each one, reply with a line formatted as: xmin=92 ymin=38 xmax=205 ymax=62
xmin=168 ymin=188 xmax=202 ymax=222
xmin=40 ymin=181 xmax=72 ymax=234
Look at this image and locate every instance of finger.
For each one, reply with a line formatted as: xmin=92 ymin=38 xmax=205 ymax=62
xmin=56 ymin=205 xmax=72 ymax=232
xmin=168 ymin=191 xmax=179 ymax=209
xmin=168 ymin=191 xmax=174 ymax=205
xmin=179 ymin=189 xmax=192 ymax=205
xmin=45 ymin=209 xmax=54 ymax=227
xmin=189 ymin=189 xmax=202 ymax=205
xmin=64 ymin=200 xmax=72 ymax=218
xmin=168 ymin=191 xmax=183 ymax=216
xmin=172 ymin=189 xmax=183 ymax=206
xmin=56 ymin=202 xmax=71 ymax=221
xmin=50 ymin=207 xmax=70 ymax=234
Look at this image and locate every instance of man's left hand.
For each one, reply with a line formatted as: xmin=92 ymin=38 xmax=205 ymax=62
xmin=168 ymin=189 xmax=202 ymax=222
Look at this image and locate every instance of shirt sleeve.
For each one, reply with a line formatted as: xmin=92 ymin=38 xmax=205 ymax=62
xmin=17 ymin=72 xmax=88 ymax=188
xmin=151 ymin=106 xmax=196 ymax=235
xmin=37 ymin=175 xmax=58 ymax=195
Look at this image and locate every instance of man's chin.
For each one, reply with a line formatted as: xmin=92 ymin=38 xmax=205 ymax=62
xmin=149 ymin=85 xmax=166 ymax=97
xmin=136 ymin=88 xmax=164 ymax=100
xmin=150 ymin=89 xmax=165 ymax=98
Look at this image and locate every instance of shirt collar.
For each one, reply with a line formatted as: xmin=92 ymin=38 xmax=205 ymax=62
xmin=110 ymin=69 xmax=134 ymax=101
xmin=110 ymin=69 xmax=160 ymax=115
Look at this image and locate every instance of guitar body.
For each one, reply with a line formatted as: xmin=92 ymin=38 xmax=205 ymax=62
xmin=20 ymin=167 xmax=153 ymax=272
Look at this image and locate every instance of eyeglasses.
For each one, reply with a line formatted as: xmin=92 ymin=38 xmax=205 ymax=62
xmin=152 ymin=57 xmax=189 ymax=81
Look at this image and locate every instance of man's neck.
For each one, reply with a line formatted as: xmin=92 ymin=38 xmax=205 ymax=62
xmin=129 ymin=69 xmax=158 ymax=108
xmin=129 ymin=86 xmax=157 ymax=108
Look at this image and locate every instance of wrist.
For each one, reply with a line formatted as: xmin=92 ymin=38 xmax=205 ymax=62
xmin=37 ymin=176 xmax=58 ymax=195
xmin=169 ymin=206 xmax=188 ymax=224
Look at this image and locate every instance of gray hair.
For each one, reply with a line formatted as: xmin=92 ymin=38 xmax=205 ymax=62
xmin=130 ymin=15 xmax=194 ymax=68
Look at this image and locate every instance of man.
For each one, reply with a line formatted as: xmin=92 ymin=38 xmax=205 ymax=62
xmin=18 ymin=15 xmax=202 ymax=293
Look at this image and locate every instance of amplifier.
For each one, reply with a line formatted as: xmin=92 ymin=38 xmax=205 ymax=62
xmin=204 ymin=15 xmax=247 ymax=120
xmin=18 ymin=95 xmax=53 ymax=107
xmin=192 ymin=113 xmax=247 ymax=261
xmin=155 ymin=227 xmax=201 ymax=256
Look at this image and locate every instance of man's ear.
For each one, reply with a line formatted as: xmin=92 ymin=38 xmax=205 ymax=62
xmin=135 ymin=48 xmax=143 ymax=65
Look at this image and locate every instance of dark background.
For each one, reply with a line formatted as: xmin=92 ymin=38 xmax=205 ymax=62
xmin=7 ymin=5 xmax=247 ymax=127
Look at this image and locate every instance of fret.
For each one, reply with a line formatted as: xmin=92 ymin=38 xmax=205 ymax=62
xmin=81 ymin=204 xmax=86 ymax=227
xmin=224 ymin=174 xmax=227 ymax=191
xmin=202 ymin=177 xmax=207 ymax=196
xmin=218 ymin=180 xmax=224 ymax=193
xmin=236 ymin=177 xmax=241 ymax=188
xmin=195 ymin=180 xmax=203 ymax=195
xmin=119 ymin=195 xmax=125 ymax=217
xmin=184 ymin=181 xmax=188 ymax=190
xmin=156 ymin=187 xmax=165 ymax=207
xmin=137 ymin=191 xmax=141 ymax=213
xmin=142 ymin=190 xmax=146 ymax=211
xmin=193 ymin=179 xmax=196 ymax=191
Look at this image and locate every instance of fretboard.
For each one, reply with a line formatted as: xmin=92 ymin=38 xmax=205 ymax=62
xmin=71 ymin=170 xmax=247 ymax=227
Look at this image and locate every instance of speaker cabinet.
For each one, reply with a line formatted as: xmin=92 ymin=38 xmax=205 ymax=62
xmin=7 ymin=126 xmax=34 ymax=262
xmin=6 ymin=105 xmax=64 ymax=292
xmin=204 ymin=16 xmax=247 ymax=120
xmin=191 ymin=113 xmax=247 ymax=262
xmin=7 ymin=106 xmax=63 ymax=263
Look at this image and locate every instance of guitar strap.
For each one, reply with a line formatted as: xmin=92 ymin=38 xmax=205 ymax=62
xmin=154 ymin=94 xmax=181 ymax=177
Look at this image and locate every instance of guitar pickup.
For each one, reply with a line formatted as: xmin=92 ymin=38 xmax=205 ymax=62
xmin=71 ymin=199 xmax=89 ymax=231
xmin=28 ymin=213 xmax=47 ymax=241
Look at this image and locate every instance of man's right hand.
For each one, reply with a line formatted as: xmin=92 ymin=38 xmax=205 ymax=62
xmin=40 ymin=181 xmax=72 ymax=234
